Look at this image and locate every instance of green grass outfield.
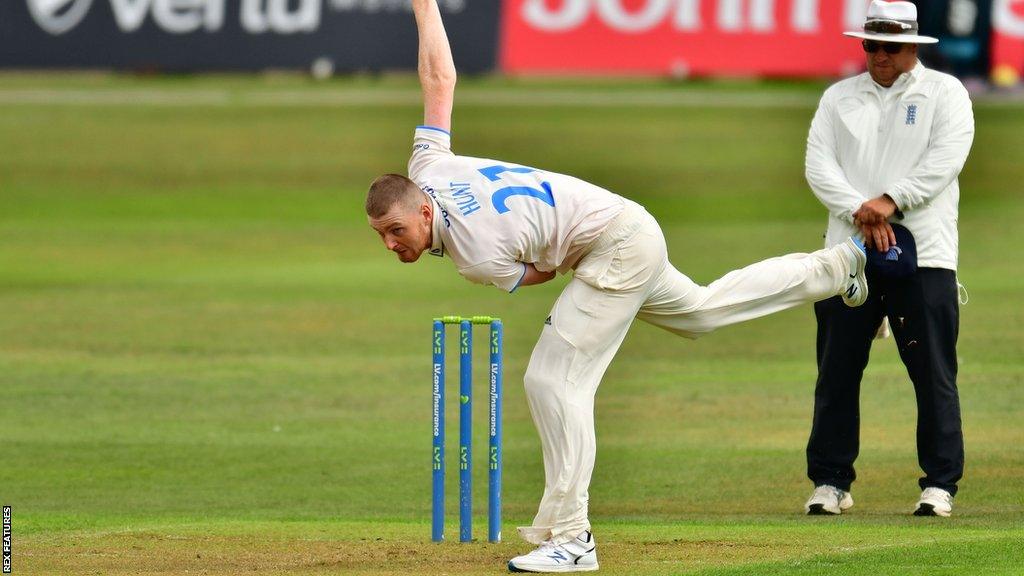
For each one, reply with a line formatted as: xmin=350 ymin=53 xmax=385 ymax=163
xmin=1 ymin=74 xmax=1022 ymax=575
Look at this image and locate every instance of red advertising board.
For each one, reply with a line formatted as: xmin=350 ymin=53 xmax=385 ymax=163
xmin=500 ymin=0 xmax=873 ymax=77
xmin=992 ymin=0 xmax=1024 ymax=84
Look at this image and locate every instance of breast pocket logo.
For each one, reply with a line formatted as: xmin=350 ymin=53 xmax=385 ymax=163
xmin=905 ymin=104 xmax=918 ymax=126
xmin=28 ymin=0 xmax=94 ymax=35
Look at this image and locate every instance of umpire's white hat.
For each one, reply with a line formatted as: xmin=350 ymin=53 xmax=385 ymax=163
xmin=843 ymin=0 xmax=939 ymax=44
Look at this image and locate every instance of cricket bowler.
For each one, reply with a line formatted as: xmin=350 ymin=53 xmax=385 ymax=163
xmin=366 ymin=1 xmax=870 ymax=572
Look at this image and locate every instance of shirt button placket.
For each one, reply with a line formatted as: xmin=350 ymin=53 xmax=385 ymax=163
xmin=874 ymin=93 xmax=886 ymax=134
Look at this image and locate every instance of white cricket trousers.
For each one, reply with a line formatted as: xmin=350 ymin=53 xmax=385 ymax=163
xmin=518 ymin=200 xmax=857 ymax=545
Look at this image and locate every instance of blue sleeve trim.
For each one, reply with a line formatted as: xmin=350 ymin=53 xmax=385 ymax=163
xmin=416 ymin=125 xmax=451 ymax=136
xmin=508 ymin=263 xmax=528 ymax=294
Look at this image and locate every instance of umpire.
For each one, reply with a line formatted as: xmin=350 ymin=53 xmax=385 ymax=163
xmin=802 ymin=0 xmax=975 ymax=517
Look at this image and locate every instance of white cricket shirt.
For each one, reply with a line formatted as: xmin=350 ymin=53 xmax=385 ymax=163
xmin=408 ymin=126 xmax=625 ymax=292
xmin=805 ymin=62 xmax=974 ymax=270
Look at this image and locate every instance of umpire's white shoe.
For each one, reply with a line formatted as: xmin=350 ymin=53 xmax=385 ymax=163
xmin=914 ymin=487 xmax=953 ymax=517
xmin=508 ymin=530 xmax=598 ymax=573
xmin=839 ymin=237 xmax=868 ymax=307
xmin=805 ymin=485 xmax=854 ymax=515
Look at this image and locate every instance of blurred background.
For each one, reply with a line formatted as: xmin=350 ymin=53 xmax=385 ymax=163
xmin=1 ymin=0 xmax=1021 ymax=87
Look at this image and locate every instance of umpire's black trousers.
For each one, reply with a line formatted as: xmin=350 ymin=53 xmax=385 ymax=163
xmin=806 ymin=267 xmax=964 ymax=495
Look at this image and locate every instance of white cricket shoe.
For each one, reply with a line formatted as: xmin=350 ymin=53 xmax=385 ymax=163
xmin=805 ymin=485 xmax=854 ymax=515
xmin=839 ymin=237 xmax=868 ymax=307
xmin=508 ymin=530 xmax=598 ymax=573
xmin=914 ymin=487 xmax=953 ymax=517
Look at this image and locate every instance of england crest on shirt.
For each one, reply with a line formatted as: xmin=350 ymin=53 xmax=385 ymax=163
xmin=906 ymin=104 xmax=918 ymax=126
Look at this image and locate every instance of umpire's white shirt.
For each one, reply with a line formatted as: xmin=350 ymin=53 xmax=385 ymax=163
xmin=806 ymin=62 xmax=974 ymax=270
xmin=408 ymin=126 xmax=625 ymax=292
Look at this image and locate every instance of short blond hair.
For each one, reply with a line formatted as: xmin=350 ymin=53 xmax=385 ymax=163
xmin=366 ymin=174 xmax=424 ymax=218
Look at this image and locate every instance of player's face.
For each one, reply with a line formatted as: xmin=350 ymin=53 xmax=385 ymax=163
xmin=368 ymin=201 xmax=433 ymax=263
xmin=865 ymin=41 xmax=917 ymax=87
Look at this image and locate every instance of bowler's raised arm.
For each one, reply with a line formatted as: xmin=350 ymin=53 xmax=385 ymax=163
xmin=413 ymin=0 xmax=456 ymax=132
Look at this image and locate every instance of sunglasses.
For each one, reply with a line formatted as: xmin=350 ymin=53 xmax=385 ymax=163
xmin=862 ymin=40 xmax=905 ymax=54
